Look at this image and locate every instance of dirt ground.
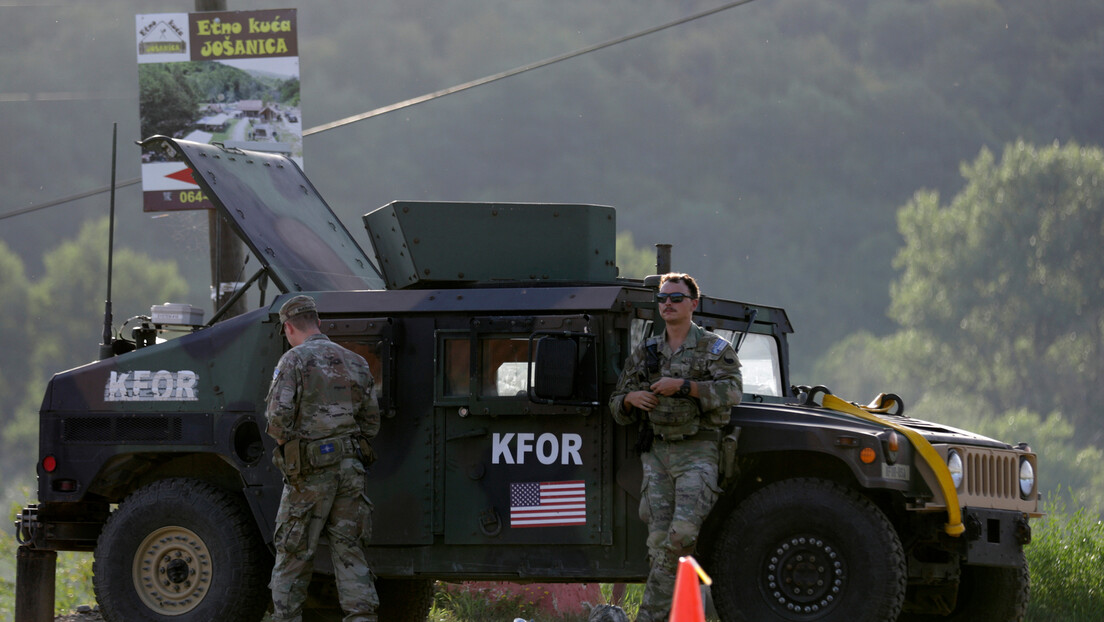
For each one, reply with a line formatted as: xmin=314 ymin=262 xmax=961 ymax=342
xmin=54 ymin=607 xmax=102 ymax=622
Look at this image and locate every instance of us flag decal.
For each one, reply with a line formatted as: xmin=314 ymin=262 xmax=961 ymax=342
xmin=509 ymin=480 xmax=587 ymax=528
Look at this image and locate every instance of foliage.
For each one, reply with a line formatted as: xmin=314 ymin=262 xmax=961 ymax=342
xmin=616 ymin=232 xmax=655 ymax=280
xmin=7 ymin=0 xmax=1104 ymax=367
xmin=139 ymin=64 xmax=202 ymax=139
xmin=431 ymin=583 xmax=544 ymax=621
xmin=813 ymin=142 xmax=1104 ymax=486
xmin=891 ymin=141 xmax=1104 ymax=435
xmin=0 ymin=218 xmax=187 ymax=481
xmin=0 ymin=242 xmax=31 ymax=453
xmin=1026 ymin=494 xmax=1104 ymax=622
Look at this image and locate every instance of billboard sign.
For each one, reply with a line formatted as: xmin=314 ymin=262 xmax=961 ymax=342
xmin=136 ymin=9 xmax=301 ymax=212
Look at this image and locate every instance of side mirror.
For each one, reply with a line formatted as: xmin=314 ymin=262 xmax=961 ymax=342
xmin=528 ymin=333 xmax=598 ymax=406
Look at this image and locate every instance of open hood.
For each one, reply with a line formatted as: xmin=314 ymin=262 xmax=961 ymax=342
xmin=142 ymin=136 xmax=384 ymax=293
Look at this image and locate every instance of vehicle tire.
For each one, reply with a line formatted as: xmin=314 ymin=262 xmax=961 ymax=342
xmin=377 ymin=578 xmax=435 ymax=622
xmin=93 ymin=478 xmax=271 ymax=622
xmin=898 ymin=551 xmax=1029 ymax=622
xmin=710 ymin=477 xmax=906 ymax=622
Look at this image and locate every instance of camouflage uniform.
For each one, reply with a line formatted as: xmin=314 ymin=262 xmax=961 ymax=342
xmin=610 ymin=323 xmax=742 ymax=622
xmin=266 ymin=297 xmax=381 ymax=622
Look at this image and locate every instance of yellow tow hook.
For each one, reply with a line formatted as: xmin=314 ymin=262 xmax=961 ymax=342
xmin=821 ymin=393 xmax=965 ymax=537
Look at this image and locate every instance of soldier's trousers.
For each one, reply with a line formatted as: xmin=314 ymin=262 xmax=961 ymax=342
xmin=270 ymin=457 xmax=379 ymax=622
xmin=636 ymin=438 xmax=720 ymax=622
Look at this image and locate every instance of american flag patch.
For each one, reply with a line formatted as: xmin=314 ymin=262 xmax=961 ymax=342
xmin=509 ymin=480 xmax=586 ymax=528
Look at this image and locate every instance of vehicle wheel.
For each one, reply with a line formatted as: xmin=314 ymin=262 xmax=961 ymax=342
xmin=898 ymin=551 xmax=1029 ymax=622
xmin=93 ymin=478 xmax=271 ymax=622
xmin=377 ymin=578 xmax=435 ymax=622
xmin=710 ymin=478 xmax=906 ymax=622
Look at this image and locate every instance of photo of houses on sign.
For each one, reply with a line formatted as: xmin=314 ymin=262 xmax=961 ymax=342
xmin=136 ymin=9 xmax=301 ymax=212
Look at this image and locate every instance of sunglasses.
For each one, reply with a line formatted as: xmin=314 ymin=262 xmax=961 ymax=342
xmin=655 ymin=293 xmax=691 ymax=304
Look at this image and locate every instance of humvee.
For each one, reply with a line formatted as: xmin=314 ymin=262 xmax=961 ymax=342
xmin=17 ymin=137 xmax=1039 ymax=622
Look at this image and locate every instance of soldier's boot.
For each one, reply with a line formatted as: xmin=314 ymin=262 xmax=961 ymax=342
xmin=342 ymin=614 xmax=376 ymax=622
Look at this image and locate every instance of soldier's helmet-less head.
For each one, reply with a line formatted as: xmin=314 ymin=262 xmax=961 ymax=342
xmin=279 ymin=295 xmax=317 ymax=324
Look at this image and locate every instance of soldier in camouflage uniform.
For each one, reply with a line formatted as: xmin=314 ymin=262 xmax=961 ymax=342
xmin=265 ymin=295 xmax=381 ymax=622
xmin=609 ymin=274 xmax=743 ymax=622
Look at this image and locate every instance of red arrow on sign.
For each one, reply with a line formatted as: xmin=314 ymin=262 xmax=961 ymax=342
xmin=165 ymin=167 xmax=196 ymax=184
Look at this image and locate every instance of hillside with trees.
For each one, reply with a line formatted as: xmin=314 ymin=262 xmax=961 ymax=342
xmin=2 ymin=0 xmax=1103 ymax=523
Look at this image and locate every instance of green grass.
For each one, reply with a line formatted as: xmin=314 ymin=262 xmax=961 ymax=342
xmin=1025 ymin=495 xmax=1104 ymax=622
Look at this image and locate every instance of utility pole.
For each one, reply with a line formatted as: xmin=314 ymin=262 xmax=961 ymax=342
xmin=196 ymin=0 xmax=248 ymax=319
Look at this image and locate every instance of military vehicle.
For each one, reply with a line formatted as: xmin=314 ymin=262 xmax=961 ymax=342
xmin=16 ymin=137 xmax=1039 ymax=622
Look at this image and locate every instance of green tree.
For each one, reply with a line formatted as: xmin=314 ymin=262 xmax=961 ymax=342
xmin=890 ymin=141 xmax=1104 ymax=437
xmin=811 ymin=141 xmax=1104 ymax=515
xmin=26 ymin=217 xmax=188 ymax=383
xmin=616 ymin=231 xmax=656 ymax=280
xmin=3 ymin=219 xmax=188 ymax=478
xmin=0 ymin=242 xmax=31 ymax=459
xmin=138 ymin=64 xmax=201 ymax=138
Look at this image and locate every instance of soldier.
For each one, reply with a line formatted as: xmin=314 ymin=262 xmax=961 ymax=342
xmin=265 ymin=295 xmax=380 ymax=622
xmin=609 ymin=273 xmax=743 ymax=622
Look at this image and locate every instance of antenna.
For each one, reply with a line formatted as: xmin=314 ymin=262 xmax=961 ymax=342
xmin=98 ymin=123 xmax=118 ymax=360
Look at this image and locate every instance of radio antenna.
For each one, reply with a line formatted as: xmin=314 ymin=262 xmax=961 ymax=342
xmin=99 ymin=123 xmax=118 ymax=360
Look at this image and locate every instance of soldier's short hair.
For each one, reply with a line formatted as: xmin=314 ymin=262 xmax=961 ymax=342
xmin=660 ymin=273 xmax=700 ymax=299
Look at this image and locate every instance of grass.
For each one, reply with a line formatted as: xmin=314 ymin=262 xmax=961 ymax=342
xmin=1025 ymin=494 xmax=1104 ymax=622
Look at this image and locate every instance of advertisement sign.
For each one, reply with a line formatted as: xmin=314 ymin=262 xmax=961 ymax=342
xmin=136 ymin=9 xmax=301 ymax=211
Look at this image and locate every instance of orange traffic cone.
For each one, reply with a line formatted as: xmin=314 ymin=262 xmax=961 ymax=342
xmin=669 ymin=556 xmax=711 ymax=622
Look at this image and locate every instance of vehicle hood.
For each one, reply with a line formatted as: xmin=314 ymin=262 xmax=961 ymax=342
xmin=734 ymin=401 xmax=1013 ymax=449
xmin=141 ymin=136 xmax=385 ymax=293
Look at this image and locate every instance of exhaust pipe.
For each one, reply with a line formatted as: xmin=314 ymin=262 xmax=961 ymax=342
xmin=655 ymin=243 xmax=672 ymax=275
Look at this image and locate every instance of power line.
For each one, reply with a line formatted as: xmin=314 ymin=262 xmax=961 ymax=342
xmin=304 ymin=0 xmax=758 ymax=136
xmin=0 ymin=178 xmax=140 ymax=221
xmin=0 ymin=0 xmax=758 ymax=221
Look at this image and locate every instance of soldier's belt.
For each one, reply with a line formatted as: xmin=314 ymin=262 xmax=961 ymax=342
xmin=653 ymin=428 xmax=721 ymax=443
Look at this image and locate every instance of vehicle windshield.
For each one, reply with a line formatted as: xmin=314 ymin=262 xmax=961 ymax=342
xmin=630 ymin=320 xmax=783 ymax=397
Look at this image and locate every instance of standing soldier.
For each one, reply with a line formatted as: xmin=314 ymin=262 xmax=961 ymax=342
xmin=266 ymin=295 xmax=380 ymax=622
xmin=609 ymin=273 xmax=743 ymax=621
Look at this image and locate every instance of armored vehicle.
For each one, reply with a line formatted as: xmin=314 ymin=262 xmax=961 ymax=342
xmin=17 ymin=137 xmax=1039 ymax=622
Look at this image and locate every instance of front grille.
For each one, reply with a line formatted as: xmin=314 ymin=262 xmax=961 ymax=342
xmin=952 ymin=446 xmax=1036 ymax=513
xmin=965 ymin=451 xmax=1018 ymax=499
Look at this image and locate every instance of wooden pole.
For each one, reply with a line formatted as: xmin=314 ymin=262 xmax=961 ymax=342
xmin=198 ymin=0 xmax=248 ymax=320
xmin=14 ymin=547 xmax=56 ymax=622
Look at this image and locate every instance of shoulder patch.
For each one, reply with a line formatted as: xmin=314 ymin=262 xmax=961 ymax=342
xmin=272 ymin=366 xmax=281 ymax=381
xmin=709 ymin=338 xmax=729 ymax=355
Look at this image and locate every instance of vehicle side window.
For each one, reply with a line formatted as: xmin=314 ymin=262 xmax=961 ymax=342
xmin=340 ymin=340 xmax=384 ymax=383
xmin=481 ymin=338 xmax=530 ymax=397
xmin=325 ymin=318 xmax=396 ymax=415
xmin=443 ymin=338 xmax=470 ymax=397
xmin=711 ymin=330 xmax=782 ymax=397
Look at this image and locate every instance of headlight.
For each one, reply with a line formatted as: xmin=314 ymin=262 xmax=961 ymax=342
xmin=947 ymin=449 xmax=964 ymax=490
xmin=1019 ymin=458 xmax=1036 ymax=499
